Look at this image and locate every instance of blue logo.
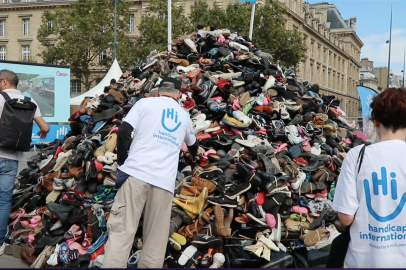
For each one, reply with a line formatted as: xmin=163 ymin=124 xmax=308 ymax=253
xmin=161 ymin=108 xmax=181 ymax=132
xmin=364 ymin=167 xmax=406 ymax=222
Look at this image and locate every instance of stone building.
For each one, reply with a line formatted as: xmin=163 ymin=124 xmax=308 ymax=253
xmin=0 ymin=0 xmax=363 ymax=118
xmin=359 ymin=58 xmax=379 ymax=92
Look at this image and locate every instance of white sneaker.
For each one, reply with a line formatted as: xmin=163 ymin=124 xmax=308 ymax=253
xmin=255 ymin=94 xmax=264 ymax=106
xmin=0 ymin=242 xmax=8 ymax=256
xmin=191 ymin=113 xmax=206 ymax=123
xmin=262 ymin=75 xmax=276 ymax=92
xmin=194 ymin=120 xmax=211 ymax=134
xmin=291 ymin=168 xmax=306 ymax=190
xmin=183 ymin=38 xmax=198 ymax=53
xmin=232 ymin=110 xmax=252 ymax=125
xmin=279 ymin=103 xmax=290 ymax=120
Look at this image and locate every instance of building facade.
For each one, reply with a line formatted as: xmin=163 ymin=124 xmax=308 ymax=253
xmin=0 ymin=0 xmax=363 ymax=118
xmin=359 ymin=58 xmax=379 ymax=92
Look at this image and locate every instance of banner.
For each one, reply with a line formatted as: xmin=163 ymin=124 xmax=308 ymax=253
xmin=238 ymin=0 xmax=256 ymax=3
xmin=357 ymin=86 xmax=379 ymax=144
xmin=31 ymin=124 xmax=70 ymax=145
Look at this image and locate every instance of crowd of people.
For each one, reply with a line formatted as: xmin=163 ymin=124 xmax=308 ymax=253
xmin=0 ymin=26 xmax=392 ymax=268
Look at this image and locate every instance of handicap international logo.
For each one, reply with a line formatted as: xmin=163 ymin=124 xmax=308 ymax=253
xmin=161 ymin=108 xmax=181 ymax=132
xmin=364 ymin=167 xmax=406 ymax=222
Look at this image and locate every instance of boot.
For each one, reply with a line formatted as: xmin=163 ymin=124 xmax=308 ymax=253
xmin=173 ymin=187 xmax=208 ymax=218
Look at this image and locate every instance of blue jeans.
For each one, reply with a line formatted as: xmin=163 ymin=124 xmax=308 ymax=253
xmin=0 ymin=158 xmax=18 ymax=245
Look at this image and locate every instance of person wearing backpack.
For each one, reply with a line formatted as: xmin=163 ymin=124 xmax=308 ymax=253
xmin=0 ymin=69 xmax=49 ymax=255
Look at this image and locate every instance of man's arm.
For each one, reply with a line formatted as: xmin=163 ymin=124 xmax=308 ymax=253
xmin=338 ymin=213 xmax=355 ymax=227
xmin=34 ymin=116 xmax=49 ymax=139
xmin=117 ymin=121 xmax=133 ymax=165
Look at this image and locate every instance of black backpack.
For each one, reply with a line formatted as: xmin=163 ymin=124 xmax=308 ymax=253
xmin=0 ymin=92 xmax=37 ymax=152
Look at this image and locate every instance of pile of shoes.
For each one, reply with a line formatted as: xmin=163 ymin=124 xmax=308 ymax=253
xmin=5 ymin=27 xmax=367 ymax=268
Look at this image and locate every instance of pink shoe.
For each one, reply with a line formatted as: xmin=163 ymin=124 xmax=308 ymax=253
xmin=210 ymin=96 xmax=223 ymax=102
xmin=291 ymin=206 xmax=308 ymax=214
xmin=203 ymin=149 xmax=217 ymax=158
xmin=232 ymin=98 xmax=241 ymax=111
xmin=230 ymin=128 xmax=243 ymax=136
xmin=262 ymin=97 xmax=269 ymax=106
xmin=28 ymin=234 xmax=35 ymax=243
xmin=315 ymin=188 xmax=328 ymax=199
xmin=254 ymin=129 xmax=267 ymax=135
xmin=30 ymin=215 xmax=42 ymax=228
xmin=266 ymin=213 xmax=276 ymax=228
xmin=275 ymin=143 xmax=288 ymax=153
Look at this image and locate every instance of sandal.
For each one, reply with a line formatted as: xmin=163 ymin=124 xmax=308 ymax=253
xmin=59 ymin=242 xmax=70 ymax=263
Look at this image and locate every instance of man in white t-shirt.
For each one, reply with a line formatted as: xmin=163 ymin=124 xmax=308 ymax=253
xmin=0 ymin=69 xmax=49 ymax=255
xmin=103 ymin=78 xmax=200 ymax=268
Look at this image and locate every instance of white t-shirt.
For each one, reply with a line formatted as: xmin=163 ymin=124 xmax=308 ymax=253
xmin=333 ymin=140 xmax=406 ymax=268
xmin=119 ymin=96 xmax=196 ymax=193
xmin=0 ymin=89 xmax=42 ymax=161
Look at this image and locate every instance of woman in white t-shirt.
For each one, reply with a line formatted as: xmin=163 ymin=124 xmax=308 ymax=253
xmin=334 ymin=88 xmax=406 ymax=268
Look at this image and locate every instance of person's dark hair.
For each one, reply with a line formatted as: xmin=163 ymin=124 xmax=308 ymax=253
xmin=310 ymin=84 xmax=319 ymax=93
xmin=0 ymin=69 xmax=18 ymax=87
xmin=110 ymin=78 xmax=117 ymax=84
xmin=197 ymin=24 xmax=204 ymax=30
xmin=104 ymin=86 xmax=110 ymax=93
xmin=370 ymin=87 xmax=406 ymax=132
xmin=209 ymin=26 xmax=216 ymax=31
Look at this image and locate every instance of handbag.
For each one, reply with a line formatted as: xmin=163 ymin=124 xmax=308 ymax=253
xmin=21 ymin=243 xmax=37 ymax=265
xmin=326 ymin=144 xmax=366 ymax=268
xmin=287 ymin=240 xmax=310 ymax=268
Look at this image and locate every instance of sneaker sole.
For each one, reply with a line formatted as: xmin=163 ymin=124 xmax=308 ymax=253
xmin=207 ymin=199 xmax=238 ymax=208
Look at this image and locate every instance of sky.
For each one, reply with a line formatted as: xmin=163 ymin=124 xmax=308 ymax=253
xmin=306 ymin=0 xmax=406 ymax=76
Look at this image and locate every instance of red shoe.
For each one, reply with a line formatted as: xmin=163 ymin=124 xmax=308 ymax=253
xmin=295 ymin=157 xmax=308 ymax=166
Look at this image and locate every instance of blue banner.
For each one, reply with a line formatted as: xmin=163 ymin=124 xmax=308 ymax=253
xmin=237 ymin=0 xmax=256 ymax=3
xmin=31 ymin=124 xmax=70 ymax=145
xmin=357 ymin=86 xmax=379 ymax=144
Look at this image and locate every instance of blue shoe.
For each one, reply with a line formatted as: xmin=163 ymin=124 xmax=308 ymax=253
xmin=86 ymin=232 xmax=109 ymax=254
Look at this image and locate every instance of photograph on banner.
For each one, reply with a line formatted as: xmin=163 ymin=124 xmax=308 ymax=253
xmin=357 ymin=85 xmax=379 ymax=144
xmin=1 ymin=60 xmax=71 ymax=123
xmin=16 ymin=73 xmax=55 ymax=117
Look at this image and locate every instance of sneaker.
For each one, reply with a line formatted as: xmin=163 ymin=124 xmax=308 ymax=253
xmin=233 ymin=110 xmax=252 ymax=125
xmin=0 ymin=242 xmax=8 ymax=256
xmin=208 ymin=195 xmax=238 ymax=208
xmin=194 ymin=120 xmax=211 ymax=134
xmin=225 ymin=181 xmax=251 ymax=199
xmin=191 ymin=234 xmax=223 ymax=249
xmin=290 ymin=168 xmax=306 ymax=190
xmin=279 ymin=103 xmax=290 ymax=120
xmin=143 ymin=57 xmax=157 ymax=70
xmin=255 ymin=94 xmax=264 ymax=106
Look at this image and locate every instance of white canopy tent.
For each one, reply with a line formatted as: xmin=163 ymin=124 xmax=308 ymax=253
xmin=70 ymin=59 xmax=123 ymax=106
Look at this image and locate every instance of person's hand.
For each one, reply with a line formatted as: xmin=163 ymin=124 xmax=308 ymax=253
xmin=37 ymin=129 xmax=49 ymax=139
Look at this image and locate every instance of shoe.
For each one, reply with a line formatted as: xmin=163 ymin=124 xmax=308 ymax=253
xmin=315 ymin=224 xmax=341 ymax=249
xmin=224 ymin=180 xmax=251 ymax=199
xmin=221 ymin=114 xmax=249 ymax=129
xmin=208 ymin=195 xmax=238 ymax=207
xmin=191 ymin=234 xmax=223 ymax=249
xmin=173 ymin=187 xmax=209 ymax=217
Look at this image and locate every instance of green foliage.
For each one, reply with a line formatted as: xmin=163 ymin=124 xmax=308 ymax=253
xmin=37 ymin=0 xmax=137 ymax=89
xmin=132 ymin=0 xmax=194 ymax=58
xmin=189 ymin=0 xmax=307 ymax=68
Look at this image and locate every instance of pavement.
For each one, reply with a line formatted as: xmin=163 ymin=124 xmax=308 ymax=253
xmin=0 ymin=254 xmax=29 ymax=268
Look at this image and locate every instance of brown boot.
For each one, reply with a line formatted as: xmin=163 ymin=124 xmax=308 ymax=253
xmin=212 ymin=205 xmax=227 ymax=237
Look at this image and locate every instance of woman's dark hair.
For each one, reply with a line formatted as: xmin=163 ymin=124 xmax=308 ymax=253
xmin=104 ymin=86 xmax=110 ymax=93
xmin=370 ymin=87 xmax=406 ymax=132
xmin=110 ymin=78 xmax=117 ymax=84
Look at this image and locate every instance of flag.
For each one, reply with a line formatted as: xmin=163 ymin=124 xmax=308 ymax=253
xmin=357 ymin=86 xmax=379 ymax=143
xmin=237 ymin=0 xmax=256 ymax=3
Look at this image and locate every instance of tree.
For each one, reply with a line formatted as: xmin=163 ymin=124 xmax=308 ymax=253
xmin=189 ymin=0 xmax=307 ymax=68
xmin=132 ymin=0 xmax=194 ymax=59
xmin=37 ymin=0 xmax=136 ymax=90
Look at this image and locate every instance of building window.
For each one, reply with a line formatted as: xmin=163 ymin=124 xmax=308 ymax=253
xmin=129 ymin=14 xmax=134 ymax=33
xmin=23 ymin=19 xmax=30 ymax=36
xmin=47 ymin=20 xmax=53 ymax=32
xmin=0 ymin=46 xmax=5 ymax=61
xmin=0 ymin=20 xmax=5 ymax=36
xmin=70 ymin=80 xmax=81 ymax=94
xmin=98 ymin=50 xmax=107 ymax=63
xmin=22 ymin=45 xmax=30 ymax=60
xmin=2 ymin=0 xmax=10 ymax=3
xmin=293 ymin=0 xmax=297 ymax=12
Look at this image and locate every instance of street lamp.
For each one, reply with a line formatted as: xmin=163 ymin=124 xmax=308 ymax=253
xmin=387 ymin=6 xmax=393 ymax=89
xmin=110 ymin=0 xmax=120 ymax=60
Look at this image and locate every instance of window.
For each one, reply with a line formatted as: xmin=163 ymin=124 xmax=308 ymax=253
xmin=360 ymin=74 xmax=364 ymax=80
xmin=70 ymin=80 xmax=81 ymax=94
xmin=2 ymin=0 xmax=10 ymax=3
xmin=0 ymin=46 xmax=5 ymax=61
xmin=98 ymin=50 xmax=107 ymax=63
xmin=23 ymin=19 xmax=30 ymax=35
xmin=293 ymin=0 xmax=297 ymax=12
xmin=0 ymin=20 xmax=5 ymax=36
xmin=22 ymin=45 xmax=30 ymax=60
xmin=47 ymin=20 xmax=53 ymax=32
xmin=129 ymin=14 xmax=134 ymax=33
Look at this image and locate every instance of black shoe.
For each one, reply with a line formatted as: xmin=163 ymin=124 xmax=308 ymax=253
xmin=208 ymin=195 xmax=238 ymax=207
xmin=225 ymin=180 xmax=251 ymax=199
xmin=308 ymin=210 xmax=338 ymax=230
xmin=191 ymin=234 xmax=223 ymax=249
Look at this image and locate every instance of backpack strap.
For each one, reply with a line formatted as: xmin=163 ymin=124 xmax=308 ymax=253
xmin=0 ymin=91 xmax=11 ymax=101
xmin=23 ymin=96 xmax=31 ymax=103
xmin=356 ymin=144 xmax=367 ymax=174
